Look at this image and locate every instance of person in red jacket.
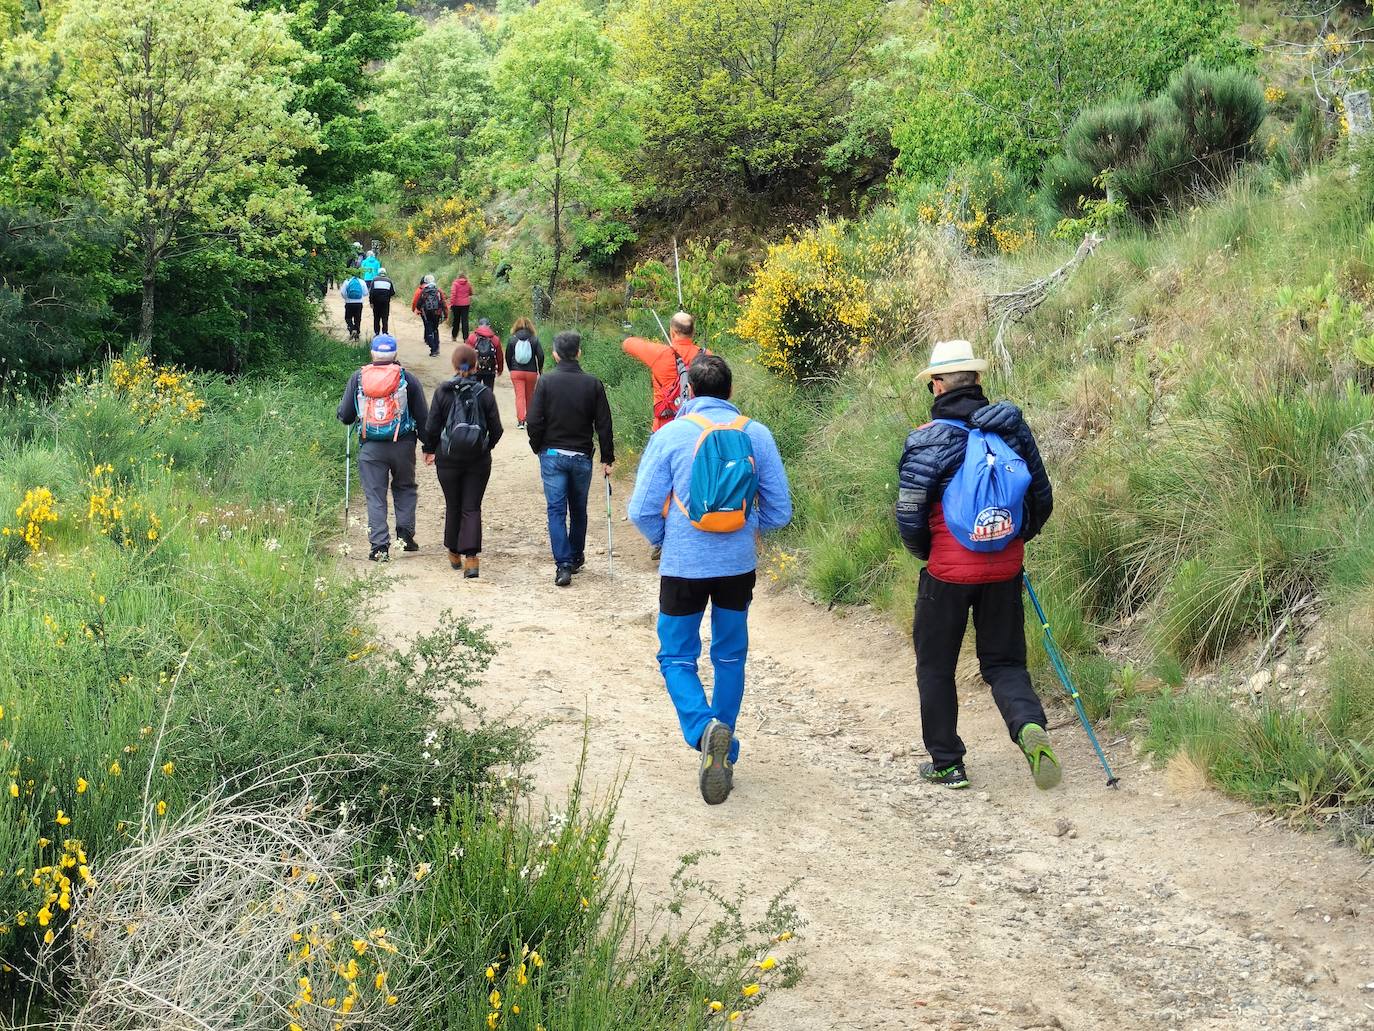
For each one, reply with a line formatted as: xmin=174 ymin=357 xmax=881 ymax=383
xmin=466 ymin=318 xmax=504 ymax=391
xmin=895 ymin=339 xmax=1058 ymax=793
xmin=449 ymin=273 xmax=473 ymax=341
xmin=621 ymin=311 xmax=705 ymax=434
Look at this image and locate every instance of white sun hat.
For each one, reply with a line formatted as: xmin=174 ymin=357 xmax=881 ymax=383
xmin=917 ymin=339 xmax=989 ymax=382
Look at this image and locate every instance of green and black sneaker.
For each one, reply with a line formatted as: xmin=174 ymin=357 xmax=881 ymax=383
xmin=1018 ymin=723 xmax=1062 ymax=790
xmin=919 ymin=761 xmax=970 ymax=789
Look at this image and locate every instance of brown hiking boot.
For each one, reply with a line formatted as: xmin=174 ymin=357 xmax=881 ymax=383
xmin=448 ymin=551 xmax=463 ymax=570
xmin=463 ymin=556 xmax=480 ymax=579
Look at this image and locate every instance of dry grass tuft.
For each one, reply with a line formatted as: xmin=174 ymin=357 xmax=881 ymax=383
xmin=35 ymin=772 xmax=430 ymax=1031
xmin=1165 ymin=750 xmax=1211 ymax=797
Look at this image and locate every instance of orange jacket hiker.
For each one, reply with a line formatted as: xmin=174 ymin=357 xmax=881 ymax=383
xmin=622 ymin=335 xmax=704 ymax=432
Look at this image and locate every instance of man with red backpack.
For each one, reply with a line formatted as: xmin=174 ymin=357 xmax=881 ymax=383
xmin=622 ymin=311 xmax=705 ymax=434
xmin=337 ymin=334 xmax=429 ymax=563
xmin=411 ymin=274 xmax=448 ymax=358
xmin=628 ymin=355 xmax=792 ymax=806
xmin=465 ymin=318 xmax=504 ymax=391
xmin=896 ymin=339 xmax=1058 ymax=792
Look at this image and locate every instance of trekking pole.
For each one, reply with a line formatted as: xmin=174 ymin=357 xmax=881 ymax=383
xmin=343 ymin=427 xmax=352 ymax=522
xmin=605 ymin=474 xmax=614 ymax=578
xmin=1023 ymin=573 xmax=1121 ymax=788
xmin=650 ymin=309 xmax=672 ymax=346
xmin=672 ymin=236 xmax=684 ymax=307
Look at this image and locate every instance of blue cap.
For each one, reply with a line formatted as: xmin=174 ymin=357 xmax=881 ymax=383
xmin=370 ymin=334 xmax=398 ymax=357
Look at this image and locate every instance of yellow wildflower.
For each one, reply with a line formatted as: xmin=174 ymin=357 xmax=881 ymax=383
xmin=742 ymin=983 xmax=760 ymax=997
xmin=757 ymin=956 xmax=777 ymax=971
xmin=54 ymin=810 xmax=71 ymax=826
xmin=161 ymin=762 xmax=175 ymax=776
xmin=108 ymin=761 xmax=121 ymax=776
xmin=155 ymin=801 xmax=167 ymax=817
xmin=76 ymin=778 xmax=88 ymax=794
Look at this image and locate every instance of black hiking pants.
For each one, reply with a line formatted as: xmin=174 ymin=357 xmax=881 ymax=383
xmin=421 ymin=310 xmax=442 ymax=354
xmin=371 ymin=301 xmax=391 ymax=336
xmin=344 ymin=302 xmax=363 ymax=338
xmin=451 ymin=305 xmax=470 ymax=341
xmin=913 ymin=569 xmax=1046 ymax=768
xmin=436 ymin=457 xmax=491 ymax=556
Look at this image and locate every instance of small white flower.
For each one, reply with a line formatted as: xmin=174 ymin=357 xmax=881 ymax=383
xmin=337 ymin=542 xmax=352 ymax=557
xmin=449 ymin=846 xmax=464 ymax=860
xmin=264 ymin=538 xmax=281 ymax=552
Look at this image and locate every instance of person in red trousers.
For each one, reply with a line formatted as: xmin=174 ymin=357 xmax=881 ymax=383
xmin=505 ymin=316 xmax=545 ymax=429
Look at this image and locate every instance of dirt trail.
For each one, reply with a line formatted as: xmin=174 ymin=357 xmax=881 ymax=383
xmin=329 ymin=297 xmax=1374 ymax=1030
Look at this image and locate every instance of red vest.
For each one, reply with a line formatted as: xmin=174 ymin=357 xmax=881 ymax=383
xmin=927 ymin=503 xmax=1024 ymax=585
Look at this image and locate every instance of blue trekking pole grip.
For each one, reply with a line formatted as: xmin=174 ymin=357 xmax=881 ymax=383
xmin=1023 ymin=573 xmax=1120 ymax=788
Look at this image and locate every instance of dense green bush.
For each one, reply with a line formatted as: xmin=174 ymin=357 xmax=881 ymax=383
xmin=1047 ymin=64 xmax=1267 ymax=220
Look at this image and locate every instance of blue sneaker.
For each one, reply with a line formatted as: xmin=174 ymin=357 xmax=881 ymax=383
xmin=698 ymin=719 xmax=734 ymax=805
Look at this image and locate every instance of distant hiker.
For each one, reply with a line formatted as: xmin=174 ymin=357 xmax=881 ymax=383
xmin=505 ymin=316 xmax=545 ymax=429
xmin=337 ymin=334 xmax=429 ymax=563
xmin=449 ymin=273 xmax=473 ymax=341
xmin=412 ymin=274 xmax=449 ymax=358
xmin=347 ymin=242 xmax=363 ymax=270
xmin=466 ymin=318 xmax=504 ymax=392
xmin=896 ymin=339 xmax=1058 ymax=791
xmin=340 ymin=273 xmax=367 ymax=341
xmin=424 ymin=342 xmax=503 ymax=579
xmin=368 ymin=268 xmax=396 ymax=336
xmin=622 ymin=311 xmax=706 ymax=434
xmin=360 ymin=249 xmax=381 ymax=283
xmin=628 ymin=354 xmax=792 ymax=806
xmin=526 ymin=331 xmax=615 ymax=588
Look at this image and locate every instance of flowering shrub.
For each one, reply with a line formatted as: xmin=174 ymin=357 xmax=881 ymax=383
xmin=915 ymin=157 xmax=1036 ymax=254
xmin=734 ymin=221 xmax=873 ymax=381
xmin=3 ymin=487 xmax=58 ymax=556
xmin=85 ymin=466 xmax=162 ymax=548
xmin=103 ymin=355 xmax=206 ymax=424
xmin=404 ymin=195 xmax=487 ymax=257
xmin=735 ymin=216 xmax=964 ymax=381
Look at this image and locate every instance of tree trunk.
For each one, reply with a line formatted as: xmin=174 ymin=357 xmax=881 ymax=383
xmin=138 ymin=269 xmax=156 ymax=349
xmin=547 ymin=165 xmax=562 ymax=302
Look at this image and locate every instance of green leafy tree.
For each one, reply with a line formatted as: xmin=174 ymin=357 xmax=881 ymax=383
xmin=46 ymin=0 xmax=320 ymax=347
xmin=488 ymin=0 xmax=634 ymax=300
xmin=892 ymin=0 xmax=1249 ymax=185
xmin=616 ymin=0 xmax=884 ymax=204
xmin=262 ymin=0 xmax=415 ymax=223
xmin=376 ymin=14 xmax=491 ymax=193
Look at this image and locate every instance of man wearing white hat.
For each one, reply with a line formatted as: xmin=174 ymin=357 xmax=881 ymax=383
xmin=895 ymin=339 xmax=1058 ymax=791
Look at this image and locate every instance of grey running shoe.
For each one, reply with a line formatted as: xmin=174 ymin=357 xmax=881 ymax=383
xmin=698 ymin=719 xmax=734 ymax=805
xmin=1018 ymin=724 xmax=1062 ymax=790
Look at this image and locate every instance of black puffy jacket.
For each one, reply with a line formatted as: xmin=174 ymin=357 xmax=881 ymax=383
xmin=895 ymin=385 xmax=1053 ymax=560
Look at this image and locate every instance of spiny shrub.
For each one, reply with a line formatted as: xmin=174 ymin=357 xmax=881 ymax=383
xmin=1048 ymin=63 xmax=1266 ymax=219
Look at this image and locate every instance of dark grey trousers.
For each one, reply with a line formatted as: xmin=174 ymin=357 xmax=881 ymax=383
xmin=358 ymin=438 xmax=418 ymax=549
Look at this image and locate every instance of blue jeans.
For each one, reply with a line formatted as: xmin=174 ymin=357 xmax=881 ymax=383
xmin=539 ymin=451 xmax=593 ymax=567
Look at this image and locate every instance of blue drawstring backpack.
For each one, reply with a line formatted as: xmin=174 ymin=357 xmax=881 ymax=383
xmin=930 ymin=419 xmax=1031 ymax=552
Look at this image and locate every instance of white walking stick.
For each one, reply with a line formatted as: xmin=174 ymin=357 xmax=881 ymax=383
xmin=605 ymin=474 xmax=614 ymax=578
xmin=344 ymin=427 xmax=352 ymax=522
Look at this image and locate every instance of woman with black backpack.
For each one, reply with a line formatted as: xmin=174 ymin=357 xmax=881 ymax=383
xmin=423 ymin=343 xmax=503 ymax=578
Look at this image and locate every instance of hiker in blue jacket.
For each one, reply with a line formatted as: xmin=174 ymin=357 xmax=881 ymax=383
xmin=360 ymin=250 xmax=381 ymax=283
xmin=629 ymin=354 xmax=792 ymax=805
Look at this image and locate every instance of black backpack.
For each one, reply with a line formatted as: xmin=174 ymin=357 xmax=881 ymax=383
xmin=420 ymin=283 xmax=443 ymax=314
xmin=474 ymin=334 xmax=497 ymax=375
xmin=439 ymin=379 xmax=489 ymax=461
